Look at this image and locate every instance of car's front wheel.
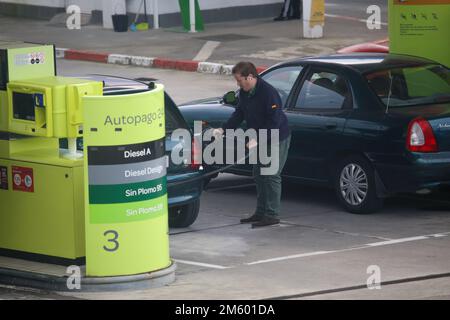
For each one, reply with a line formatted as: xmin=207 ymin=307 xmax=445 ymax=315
xmin=334 ymin=155 xmax=384 ymax=214
xmin=169 ymin=199 xmax=200 ymax=228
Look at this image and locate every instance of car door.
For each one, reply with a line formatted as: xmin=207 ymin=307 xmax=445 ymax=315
xmin=284 ymin=67 xmax=354 ymax=182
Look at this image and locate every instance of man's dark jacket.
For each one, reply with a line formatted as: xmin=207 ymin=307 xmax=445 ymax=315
xmin=222 ymin=78 xmax=290 ymax=143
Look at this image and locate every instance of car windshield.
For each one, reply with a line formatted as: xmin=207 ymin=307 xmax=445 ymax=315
xmin=365 ymin=64 xmax=450 ymax=108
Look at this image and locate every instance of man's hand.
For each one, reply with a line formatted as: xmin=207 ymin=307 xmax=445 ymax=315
xmin=212 ymin=128 xmax=224 ymax=139
xmin=246 ymin=138 xmax=258 ymax=149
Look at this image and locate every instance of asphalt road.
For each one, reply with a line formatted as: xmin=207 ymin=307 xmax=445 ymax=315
xmin=64 ymin=174 xmax=450 ymax=300
xmin=1 ymin=60 xmax=449 ymax=300
xmin=0 ymin=0 xmax=388 ymax=67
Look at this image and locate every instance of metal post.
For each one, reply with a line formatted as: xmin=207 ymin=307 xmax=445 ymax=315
xmin=153 ymin=0 xmax=159 ymax=29
xmin=303 ymin=0 xmax=324 ymax=38
xmin=189 ymin=0 xmax=196 ymax=33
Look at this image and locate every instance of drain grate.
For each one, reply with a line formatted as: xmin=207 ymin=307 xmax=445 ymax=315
xmin=196 ymin=33 xmax=259 ymax=42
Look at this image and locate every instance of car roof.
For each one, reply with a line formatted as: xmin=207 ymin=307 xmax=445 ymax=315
xmin=277 ymin=53 xmax=440 ymax=74
xmin=66 ymin=74 xmax=151 ymax=93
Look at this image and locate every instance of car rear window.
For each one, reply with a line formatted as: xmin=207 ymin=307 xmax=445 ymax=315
xmin=164 ymin=93 xmax=188 ymax=133
xmin=366 ymin=64 xmax=450 ymax=108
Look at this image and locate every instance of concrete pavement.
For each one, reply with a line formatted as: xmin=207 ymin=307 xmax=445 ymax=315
xmin=56 ymin=174 xmax=450 ymax=300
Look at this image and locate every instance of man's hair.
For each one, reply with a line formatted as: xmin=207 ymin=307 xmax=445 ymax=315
xmin=232 ymin=62 xmax=258 ymax=78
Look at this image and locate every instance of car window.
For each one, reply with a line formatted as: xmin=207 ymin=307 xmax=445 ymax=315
xmin=165 ymin=108 xmax=180 ymax=133
xmin=366 ymin=64 xmax=450 ymax=107
xmin=262 ymin=66 xmax=302 ymax=107
xmin=165 ymin=93 xmax=187 ymax=133
xmin=294 ymin=71 xmax=352 ymax=110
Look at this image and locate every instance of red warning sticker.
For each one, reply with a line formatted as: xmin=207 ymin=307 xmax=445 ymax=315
xmin=0 ymin=166 xmax=8 ymax=190
xmin=12 ymin=166 xmax=34 ymax=193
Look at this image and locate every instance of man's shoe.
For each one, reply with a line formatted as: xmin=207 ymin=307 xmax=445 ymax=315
xmin=274 ymin=16 xmax=288 ymax=21
xmin=251 ymin=216 xmax=280 ymax=228
xmin=240 ymin=214 xmax=263 ymax=224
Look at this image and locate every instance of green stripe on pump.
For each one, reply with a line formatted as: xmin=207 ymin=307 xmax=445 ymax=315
xmin=89 ymin=195 xmax=167 ymax=224
xmin=89 ymin=176 xmax=166 ymax=204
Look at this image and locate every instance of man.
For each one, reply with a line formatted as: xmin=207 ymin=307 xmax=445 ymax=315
xmin=274 ymin=0 xmax=302 ymax=21
xmin=213 ymin=62 xmax=291 ymax=228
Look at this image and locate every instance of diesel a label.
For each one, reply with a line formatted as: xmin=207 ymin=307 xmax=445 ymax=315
xmin=87 ymin=138 xmax=165 ymax=165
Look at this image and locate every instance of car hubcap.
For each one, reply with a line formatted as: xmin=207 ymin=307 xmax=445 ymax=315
xmin=340 ymin=163 xmax=368 ymax=206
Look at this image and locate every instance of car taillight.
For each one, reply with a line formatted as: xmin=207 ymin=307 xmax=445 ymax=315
xmin=406 ymin=117 xmax=438 ymax=153
xmin=191 ymin=137 xmax=202 ymax=170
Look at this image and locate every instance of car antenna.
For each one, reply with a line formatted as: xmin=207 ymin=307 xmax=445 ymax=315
xmin=385 ymin=72 xmax=394 ymax=114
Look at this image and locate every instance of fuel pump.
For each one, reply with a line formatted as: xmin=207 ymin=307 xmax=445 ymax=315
xmin=0 ymin=42 xmax=172 ymax=279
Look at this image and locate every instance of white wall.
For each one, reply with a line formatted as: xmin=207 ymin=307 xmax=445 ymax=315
xmin=68 ymin=0 xmax=99 ymax=13
xmin=125 ymin=0 xmax=281 ymax=14
xmin=103 ymin=0 xmax=126 ymax=28
xmin=199 ymin=0 xmax=281 ymax=11
xmin=0 ymin=0 xmax=282 ymax=13
xmin=0 ymin=0 xmax=64 ymax=6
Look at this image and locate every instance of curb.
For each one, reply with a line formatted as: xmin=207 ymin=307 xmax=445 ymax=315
xmin=64 ymin=49 xmax=109 ymax=64
xmin=0 ymin=262 xmax=177 ymax=292
xmin=56 ymin=48 xmax=269 ymax=75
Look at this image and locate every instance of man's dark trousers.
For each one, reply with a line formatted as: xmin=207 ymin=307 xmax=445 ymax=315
xmin=280 ymin=0 xmax=302 ymax=18
xmin=253 ymin=134 xmax=291 ymax=218
xmin=292 ymin=0 xmax=302 ymax=19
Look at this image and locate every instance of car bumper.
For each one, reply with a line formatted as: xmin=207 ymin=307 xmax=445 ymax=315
xmin=167 ymin=171 xmax=204 ymax=207
xmin=372 ymin=151 xmax=450 ymax=194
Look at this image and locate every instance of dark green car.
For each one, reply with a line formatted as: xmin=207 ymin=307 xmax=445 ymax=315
xmin=179 ymin=53 xmax=450 ymax=214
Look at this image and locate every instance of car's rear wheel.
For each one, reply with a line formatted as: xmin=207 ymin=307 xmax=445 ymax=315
xmin=334 ymin=155 xmax=384 ymax=214
xmin=169 ymin=199 xmax=200 ymax=228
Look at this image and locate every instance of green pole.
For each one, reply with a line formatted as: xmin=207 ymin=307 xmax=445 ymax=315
xmin=178 ymin=0 xmax=204 ymax=32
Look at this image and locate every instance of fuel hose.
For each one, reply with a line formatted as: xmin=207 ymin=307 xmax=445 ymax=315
xmin=167 ymin=134 xmax=256 ymax=187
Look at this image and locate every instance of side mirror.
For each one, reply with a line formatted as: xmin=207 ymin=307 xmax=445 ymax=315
xmin=223 ymin=91 xmax=238 ymax=105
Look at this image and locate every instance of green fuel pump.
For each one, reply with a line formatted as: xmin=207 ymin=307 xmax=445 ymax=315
xmin=83 ymin=87 xmax=170 ymax=277
xmin=0 ymin=42 xmax=172 ymax=279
